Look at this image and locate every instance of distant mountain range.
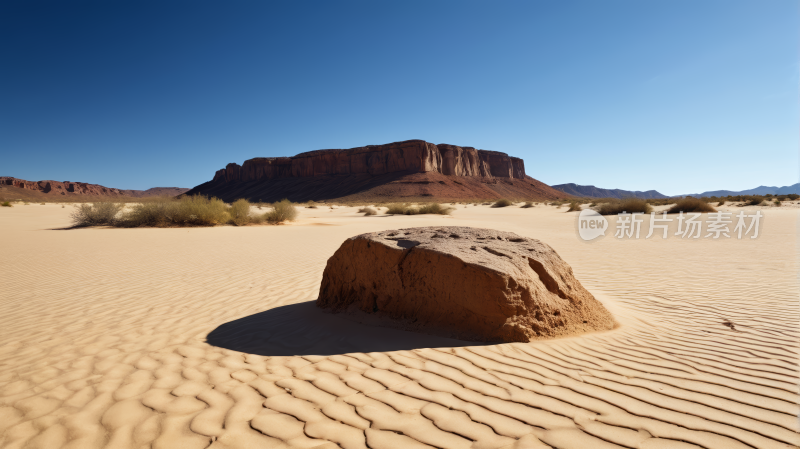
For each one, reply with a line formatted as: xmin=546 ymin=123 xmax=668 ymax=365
xmin=551 ymin=183 xmax=667 ymax=199
xmin=679 ymin=183 xmax=800 ymax=197
xmin=0 ymin=177 xmax=188 ymax=201
xmin=553 ymin=182 xmax=800 ymax=199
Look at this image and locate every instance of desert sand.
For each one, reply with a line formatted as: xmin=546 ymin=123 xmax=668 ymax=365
xmin=0 ymin=203 xmax=797 ymax=448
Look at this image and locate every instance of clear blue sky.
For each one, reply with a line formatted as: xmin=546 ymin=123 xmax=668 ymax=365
xmin=1 ymin=1 xmax=797 ymax=195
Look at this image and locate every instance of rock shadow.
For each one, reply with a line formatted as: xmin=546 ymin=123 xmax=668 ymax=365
xmin=206 ymin=301 xmax=489 ymax=357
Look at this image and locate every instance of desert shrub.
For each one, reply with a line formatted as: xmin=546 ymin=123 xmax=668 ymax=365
xmin=360 ymin=207 xmax=377 ymax=216
xmin=1 ymin=201 xmax=11 ymax=207
xmin=491 ymin=199 xmax=513 ymax=208
xmin=567 ymin=202 xmax=581 ymax=212
xmin=717 ymin=200 xmax=725 ymax=206
xmin=306 ymin=201 xmax=318 ymax=209
xmin=597 ymin=198 xmax=653 ymax=215
xmin=788 ymin=194 xmax=799 ymax=200
xmin=774 ymin=200 xmax=782 ymax=207
xmin=120 ymin=195 xmax=229 ymax=227
xmin=385 ymin=203 xmax=412 ymax=214
xmin=168 ymin=195 xmax=229 ymax=225
xmin=666 ymin=198 xmax=717 ymax=214
xmin=228 ymin=198 xmax=253 ymax=226
xmin=417 ymin=203 xmax=453 ymax=215
xmin=119 ymin=201 xmax=173 ymax=227
xmin=520 ymin=202 xmax=533 ymax=208
xmin=384 ymin=203 xmax=452 ymax=215
xmin=71 ymin=202 xmax=123 ymax=226
xmin=264 ymin=199 xmax=298 ymax=224
xmin=747 ymin=198 xmax=762 ymax=206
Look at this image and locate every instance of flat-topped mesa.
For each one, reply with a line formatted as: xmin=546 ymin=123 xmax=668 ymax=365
xmin=210 ymin=140 xmax=527 ymax=183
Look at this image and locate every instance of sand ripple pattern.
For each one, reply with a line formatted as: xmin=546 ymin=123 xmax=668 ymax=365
xmin=0 ymin=206 xmax=797 ymax=448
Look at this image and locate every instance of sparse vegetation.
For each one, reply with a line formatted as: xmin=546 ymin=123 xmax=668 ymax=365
xmin=71 ymin=202 xmax=124 ymax=226
xmin=717 ymin=200 xmax=725 ymax=206
xmin=666 ymin=198 xmax=717 ymax=214
xmin=491 ymin=199 xmax=513 ymax=208
xmin=520 ymin=202 xmax=533 ymax=208
xmin=417 ymin=203 xmax=453 ymax=215
xmin=264 ymin=199 xmax=298 ymax=224
xmin=306 ymin=201 xmax=318 ymax=209
xmin=1 ymin=201 xmax=11 ymax=207
xmin=229 ymin=199 xmax=255 ymax=226
xmin=360 ymin=207 xmax=377 ymax=216
xmin=567 ymin=202 xmax=581 ymax=212
xmin=384 ymin=202 xmax=453 ymax=215
xmin=774 ymin=200 xmax=782 ymax=207
xmin=597 ymin=198 xmax=653 ymax=216
xmin=120 ymin=195 xmax=229 ymax=227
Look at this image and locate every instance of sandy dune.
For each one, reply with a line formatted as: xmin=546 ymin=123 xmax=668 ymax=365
xmin=0 ymin=203 xmax=797 ymax=448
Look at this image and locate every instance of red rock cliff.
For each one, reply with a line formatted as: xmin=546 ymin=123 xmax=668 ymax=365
xmin=211 ymin=140 xmax=527 ymax=183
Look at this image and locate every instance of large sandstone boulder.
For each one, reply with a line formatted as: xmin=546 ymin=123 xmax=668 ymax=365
xmin=317 ymin=227 xmax=616 ymax=343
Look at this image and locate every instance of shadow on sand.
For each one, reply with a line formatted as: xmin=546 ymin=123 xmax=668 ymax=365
xmin=207 ymin=301 xmax=488 ymax=357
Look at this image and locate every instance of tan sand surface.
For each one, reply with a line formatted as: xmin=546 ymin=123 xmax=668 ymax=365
xmin=0 ymin=203 xmax=797 ymax=448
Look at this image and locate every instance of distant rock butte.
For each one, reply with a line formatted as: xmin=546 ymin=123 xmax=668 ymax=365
xmin=317 ymin=227 xmax=616 ymax=343
xmin=189 ymin=139 xmax=568 ymax=202
xmin=213 ymin=140 xmax=527 ymax=182
xmin=0 ymin=177 xmax=188 ymax=199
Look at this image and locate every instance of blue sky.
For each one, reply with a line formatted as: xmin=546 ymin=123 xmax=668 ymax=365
xmin=1 ymin=0 xmax=797 ymax=195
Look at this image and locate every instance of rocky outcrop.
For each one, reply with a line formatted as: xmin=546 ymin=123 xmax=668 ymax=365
xmin=317 ymin=227 xmax=616 ymax=343
xmin=210 ymin=140 xmax=527 ymax=184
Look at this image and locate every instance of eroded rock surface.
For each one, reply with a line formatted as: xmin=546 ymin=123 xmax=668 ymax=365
xmin=317 ymin=227 xmax=616 ymax=343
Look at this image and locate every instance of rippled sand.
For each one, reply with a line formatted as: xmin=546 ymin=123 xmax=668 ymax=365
xmin=0 ymin=203 xmax=797 ymax=448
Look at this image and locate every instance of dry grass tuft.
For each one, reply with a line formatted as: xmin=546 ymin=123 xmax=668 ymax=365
xmin=491 ymin=199 xmax=513 ymax=208
xmin=360 ymin=207 xmax=377 ymax=216
xmin=1 ymin=201 xmax=11 ymax=207
xmin=520 ymin=202 xmax=533 ymax=208
xmin=567 ymin=202 xmax=581 ymax=212
xmin=717 ymin=200 xmax=726 ymax=206
xmin=597 ymin=198 xmax=653 ymax=215
xmin=666 ymin=198 xmax=717 ymax=214
xmin=264 ymin=199 xmax=298 ymax=224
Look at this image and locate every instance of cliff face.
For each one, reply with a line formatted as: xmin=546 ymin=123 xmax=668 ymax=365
xmin=211 ymin=140 xmax=527 ymax=184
